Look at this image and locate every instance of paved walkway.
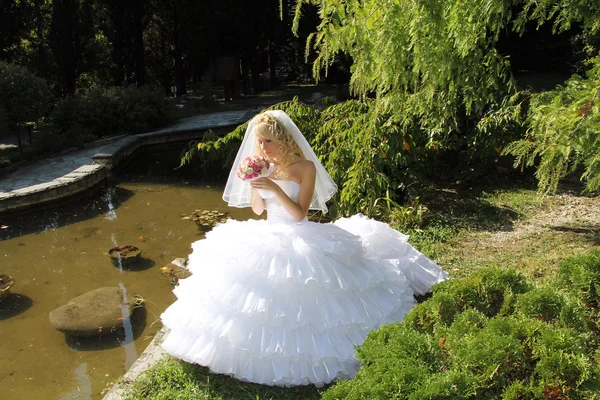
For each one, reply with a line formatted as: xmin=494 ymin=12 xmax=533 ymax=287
xmin=0 ymin=110 xmax=256 ymax=194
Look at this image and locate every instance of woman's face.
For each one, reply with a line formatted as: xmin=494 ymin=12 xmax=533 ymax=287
xmin=257 ymin=136 xmax=280 ymax=160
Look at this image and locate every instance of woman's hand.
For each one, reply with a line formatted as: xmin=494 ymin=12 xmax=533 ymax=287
xmin=250 ymin=178 xmax=281 ymax=193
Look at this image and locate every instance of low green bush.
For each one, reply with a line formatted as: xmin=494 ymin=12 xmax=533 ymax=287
xmin=557 ymin=248 xmax=600 ymax=307
xmin=324 ymin=255 xmax=600 ymax=400
xmin=49 ymin=86 xmax=168 ymax=142
xmin=405 ymin=268 xmax=531 ymax=333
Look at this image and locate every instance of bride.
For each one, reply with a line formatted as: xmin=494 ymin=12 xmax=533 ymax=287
xmin=160 ymin=110 xmax=448 ymax=386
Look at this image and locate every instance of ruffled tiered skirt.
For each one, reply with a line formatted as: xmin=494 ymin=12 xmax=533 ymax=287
xmin=160 ymin=214 xmax=447 ymax=386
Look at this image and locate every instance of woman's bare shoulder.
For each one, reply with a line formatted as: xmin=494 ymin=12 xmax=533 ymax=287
xmin=293 ymin=159 xmax=315 ymax=176
xmin=288 ymin=159 xmax=315 ymax=183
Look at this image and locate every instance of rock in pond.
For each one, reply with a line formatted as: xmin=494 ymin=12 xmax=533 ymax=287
xmin=49 ymin=287 xmax=138 ymax=337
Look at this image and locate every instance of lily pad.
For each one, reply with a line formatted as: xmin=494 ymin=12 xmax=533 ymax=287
xmin=184 ymin=209 xmax=229 ymax=231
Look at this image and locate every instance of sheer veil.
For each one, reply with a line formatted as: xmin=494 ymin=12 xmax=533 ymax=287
xmin=222 ymin=110 xmax=337 ymax=212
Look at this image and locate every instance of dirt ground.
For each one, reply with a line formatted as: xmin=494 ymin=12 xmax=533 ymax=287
xmin=444 ymin=186 xmax=600 ymax=281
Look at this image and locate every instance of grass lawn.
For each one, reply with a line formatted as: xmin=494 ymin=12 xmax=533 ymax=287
xmin=120 ymin=172 xmax=600 ymax=400
xmin=410 ymin=175 xmax=600 ymax=284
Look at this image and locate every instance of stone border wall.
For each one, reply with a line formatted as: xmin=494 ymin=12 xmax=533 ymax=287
xmin=0 ymin=110 xmax=255 ymax=216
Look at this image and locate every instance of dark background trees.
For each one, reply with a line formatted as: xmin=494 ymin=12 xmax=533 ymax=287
xmin=0 ymin=0 xmax=320 ymax=99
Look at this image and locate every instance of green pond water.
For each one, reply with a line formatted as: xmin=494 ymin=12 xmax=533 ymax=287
xmin=0 ymin=153 xmax=258 ymax=399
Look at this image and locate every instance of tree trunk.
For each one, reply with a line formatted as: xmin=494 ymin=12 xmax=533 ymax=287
xmin=16 ymin=128 xmax=24 ymax=156
xmin=250 ymin=54 xmax=262 ymax=94
xmin=241 ymin=54 xmax=251 ymax=95
xmin=268 ymin=40 xmax=277 ymax=88
xmin=173 ymin=3 xmax=186 ymax=96
xmin=133 ymin=0 xmax=146 ymax=86
xmin=51 ymin=0 xmax=78 ymax=95
xmin=109 ymin=3 xmax=126 ymax=86
xmin=63 ymin=0 xmax=77 ymax=94
xmin=202 ymin=59 xmax=214 ymax=104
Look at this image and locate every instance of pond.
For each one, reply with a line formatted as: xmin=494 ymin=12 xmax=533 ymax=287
xmin=0 ymin=148 xmax=257 ymax=400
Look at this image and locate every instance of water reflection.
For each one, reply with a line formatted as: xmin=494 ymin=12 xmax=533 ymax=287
xmin=65 ymin=307 xmax=147 ymax=352
xmin=59 ymin=363 xmax=93 ymax=400
xmin=104 ymin=187 xmax=118 ymax=221
xmin=0 ymin=144 xmax=258 ymax=399
xmin=0 ymin=186 xmax=135 ymax=241
xmin=118 ymin=282 xmax=139 ymax=369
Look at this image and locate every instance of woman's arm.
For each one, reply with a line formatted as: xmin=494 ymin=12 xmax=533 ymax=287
xmin=251 ymin=162 xmax=316 ymax=221
xmin=250 ymin=189 xmax=265 ymax=215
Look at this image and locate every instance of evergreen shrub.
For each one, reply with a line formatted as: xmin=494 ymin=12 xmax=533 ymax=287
xmin=557 ymin=248 xmax=600 ymax=307
xmin=324 ymin=255 xmax=600 ymax=400
xmin=49 ymin=86 xmax=168 ymax=142
xmin=405 ymin=268 xmax=531 ymax=333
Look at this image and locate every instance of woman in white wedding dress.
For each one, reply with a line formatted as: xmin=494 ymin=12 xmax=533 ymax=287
xmin=160 ymin=110 xmax=448 ymax=386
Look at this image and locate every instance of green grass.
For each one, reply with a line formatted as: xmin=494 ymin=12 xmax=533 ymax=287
xmin=123 ymin=357 xmax=323 ymax=400
xmin=404 ymin=180 xmax=599 ymax=282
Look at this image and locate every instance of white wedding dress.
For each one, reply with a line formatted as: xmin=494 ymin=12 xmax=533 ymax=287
xmin=160 ymin=180 xmax=448 ymax=386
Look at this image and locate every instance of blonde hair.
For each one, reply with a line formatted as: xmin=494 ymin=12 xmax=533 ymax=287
xmin=253 ymin=113 xmax=305 ymax=177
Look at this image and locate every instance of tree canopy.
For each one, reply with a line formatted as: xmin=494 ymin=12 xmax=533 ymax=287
xmin=295 ymin=0 xmax=600 ymax=193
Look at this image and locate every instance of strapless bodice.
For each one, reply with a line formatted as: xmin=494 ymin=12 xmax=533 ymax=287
xmin=263 ymin=180 xmax=305 ymax=223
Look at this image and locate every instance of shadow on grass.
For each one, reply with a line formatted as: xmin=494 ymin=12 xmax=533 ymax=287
xmin=125 ymin=356 xmax=326 ymax=400
xmin=419 ymin=186 xmax=522 ymax=233
xmin=549 ymin=224 xmax=600 ymax=246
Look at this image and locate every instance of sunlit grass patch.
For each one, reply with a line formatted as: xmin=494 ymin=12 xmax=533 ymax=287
xmin=123 ymin=356 xmax=324 ymax=400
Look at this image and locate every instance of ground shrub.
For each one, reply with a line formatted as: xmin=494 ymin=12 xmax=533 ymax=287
xmin=557 ymin=248 xmax=600 ymax=307
xmin=324 ymin=258 xmax=600 ymax=400
xmin=405 ymin=268 xmax=531 ymax=333
xmin=49 ymin=86 xmax=168 ymax=142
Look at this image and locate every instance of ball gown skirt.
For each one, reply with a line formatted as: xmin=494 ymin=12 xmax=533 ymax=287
xmin=160 ymin=180 xmax=448 ymax=386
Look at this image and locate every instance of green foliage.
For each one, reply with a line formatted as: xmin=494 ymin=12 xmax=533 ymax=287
xmin=295 ymin=0 xmax=524 ymax=176
xmin=504 ymin=56 xmax=600 ymax=194
xmin=514 ymin=287 xmax=587 ymax=332
xmin=405 ymin=268 xmax=531 ymax=333
xmin=292 ymin=0 xmax=600 ymax=185
xmin=181 ymin=97 xmax=418 ymax=218
xmin=324 ymin=255 xmax=600 ymax=400
xmin=388 ymin=196 xmax=428 ymax=231
xmin=0 ymin=61 xmax=51 ymax=129
xmin=557 ymin=248 xmax=600 ymax=307
xmin=49 ymin=86 xmax=168 ymax=142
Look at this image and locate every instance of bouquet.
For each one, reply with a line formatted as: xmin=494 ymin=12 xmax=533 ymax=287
xmin=236 ymin=156 xmax=273 ymax=181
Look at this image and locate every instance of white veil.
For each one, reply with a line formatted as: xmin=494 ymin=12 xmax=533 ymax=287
xmin=222 ymin=110 xmax=337 ymax=212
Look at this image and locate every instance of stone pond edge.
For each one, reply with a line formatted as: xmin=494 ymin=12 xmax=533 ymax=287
xmin=0 ymin=110 xmax=256 ymax=216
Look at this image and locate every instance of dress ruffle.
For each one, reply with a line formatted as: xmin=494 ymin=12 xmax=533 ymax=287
xmin=161 ymin=180 xmax=447 ymax=387
xmin=161 ymin=216 xmax=446 ymax=386
xmin=333 ymin=214 xmax=449 ymax=295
